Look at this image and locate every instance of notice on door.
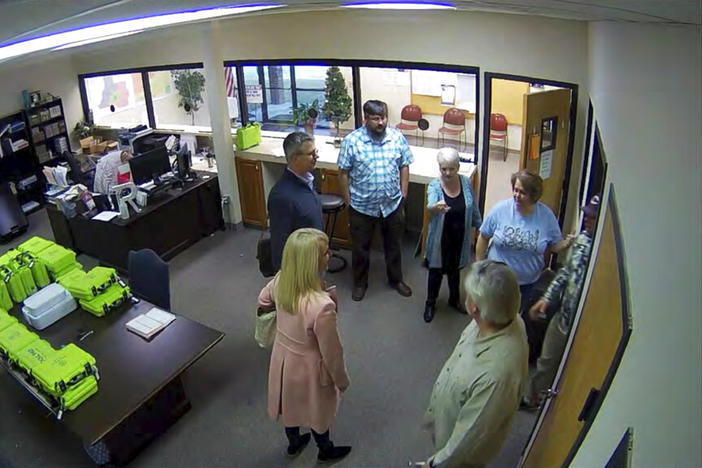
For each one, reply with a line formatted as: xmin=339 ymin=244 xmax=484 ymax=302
xmin=245 ymin=85 xmax=263 ymax=104
xmin=539 ymin=149 xmax=553 ymax=179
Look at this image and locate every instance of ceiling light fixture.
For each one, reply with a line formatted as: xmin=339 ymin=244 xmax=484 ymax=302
xmin=52 ymin=30 xmax=144 ymax=51
xmin=342 ymin=1 xmax=454 ymax=9
xmin=0 ymin=4 xmax=283 ymax=61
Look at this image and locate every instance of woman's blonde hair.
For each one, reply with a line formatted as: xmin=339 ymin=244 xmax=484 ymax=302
xmin=275 ymin=228 xmax=328 ymax=314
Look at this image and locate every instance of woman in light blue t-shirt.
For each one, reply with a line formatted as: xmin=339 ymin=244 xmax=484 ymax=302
xmin=476 ymin=170 xmax=573 ymax=361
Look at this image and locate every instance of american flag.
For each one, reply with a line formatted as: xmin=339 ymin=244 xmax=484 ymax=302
xmin=224 ymin=67 xmax=236 ymax=97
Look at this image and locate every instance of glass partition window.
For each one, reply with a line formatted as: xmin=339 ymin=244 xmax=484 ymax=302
xmin=359 ymin=67 xmax=477 ymax=158
xmin=148 ymin=68 xmax=211 ymax=131
xmin=84 ymin=73 xmax=148 ymax=127
xmin=239 ymin=64 xmax=354 ymax=136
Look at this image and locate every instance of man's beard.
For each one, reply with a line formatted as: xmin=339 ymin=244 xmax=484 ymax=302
xmin=369 ymin=125 xmax=386 ymax=140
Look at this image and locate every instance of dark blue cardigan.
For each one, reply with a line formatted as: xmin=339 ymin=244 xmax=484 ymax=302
xmin=267 ymin=169 xmax=324 ymax=270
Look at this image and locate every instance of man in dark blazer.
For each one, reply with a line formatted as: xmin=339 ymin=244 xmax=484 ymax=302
xmin=268 ymin=132 xmax=324 ymax=271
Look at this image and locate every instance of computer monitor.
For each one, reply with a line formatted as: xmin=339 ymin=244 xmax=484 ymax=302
xmin=129 ymin=145 xmax=171 ymax=184
xmin=175 ymin=144 xmax=193 ymax=181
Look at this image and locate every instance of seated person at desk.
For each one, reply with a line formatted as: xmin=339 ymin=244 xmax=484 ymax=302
xmin=268 ymin=132 xmax=324 ymax=272
xmin=93 ymin=150 xmax=133 ymax=195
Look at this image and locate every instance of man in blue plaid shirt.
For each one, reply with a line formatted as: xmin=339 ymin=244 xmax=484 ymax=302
xmin=338 ymin=100 xmax=414 ymax=301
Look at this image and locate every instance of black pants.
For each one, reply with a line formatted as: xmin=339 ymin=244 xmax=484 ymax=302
xmin=285 ymin=427 xmax=331 ymax=449
xmin=426 ymin=267 xmax=460 ymax=306
xmin=348 ymin=203 xmax=404 ymax=288
xmin=519 ymin=282 xmax=549 ymax=364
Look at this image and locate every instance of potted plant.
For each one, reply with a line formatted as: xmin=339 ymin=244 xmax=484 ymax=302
xmin=292 ymin=99 xmax=319 ymax=135
xmin=322 ymin=66 xmax=352 ymax=145
xmin=171 ymin=70 xmax=206 ymax=125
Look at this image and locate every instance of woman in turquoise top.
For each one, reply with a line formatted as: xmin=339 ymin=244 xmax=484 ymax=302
xmin=423 ymin=148 xmax=482 ymax=323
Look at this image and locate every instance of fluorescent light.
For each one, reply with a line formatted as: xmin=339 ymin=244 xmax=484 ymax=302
xmin=0 ymin=4 xmax=283 ymax=61
xmin=343 ymin=1 xmax=454 ymax=9
xmin=53 ymin=30 xmax=144 ymax=51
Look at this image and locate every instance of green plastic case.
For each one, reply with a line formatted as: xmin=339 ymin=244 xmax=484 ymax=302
xmin=14 ymin=339 xmax=57 ymax=378
xmin=0 ymin=323 xmax=39 ymax=363
xmin=32 ymin=343 xmax=98 ymax=395
xmin=0 ymin=264 xmax=28 ymax=305
xmin=0 ymin=310 xmax=18 ymax=332
xmin=17 ymin=236 xmax=55 ymax=256
xmin=0 ymin=282 xmax=12 ymax=310
xmin=79 ymin=281 xmax=131 ymax=317
xmin=58 ymin=266 xmax=118 ymax=300
xmin=35 ymin=245 xmax=81 ymax=280
xmin=15 ymin=252 xmax=50 ymax=288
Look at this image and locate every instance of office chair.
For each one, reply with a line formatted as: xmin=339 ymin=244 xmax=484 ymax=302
xmin=490 ymin=113 xmax=509 ymax=161
xmin=128 ymin=249 xmax=170 ymax=310
xmin=395 ymin=104 xmax=423 ymax=142
xmin=64 ymin=151 xmax=96 ymax=190
xmin=437 ymin=108 xmax=467 ymax=150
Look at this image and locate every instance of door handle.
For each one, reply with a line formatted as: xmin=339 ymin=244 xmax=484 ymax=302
xmin=544 ymin=388 xmax=558 ymax=399
xmin=577 ymin=387 xmax=600 ymax=422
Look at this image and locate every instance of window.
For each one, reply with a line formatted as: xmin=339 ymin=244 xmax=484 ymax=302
xmin=359 ymin=66 xmax=477 ymax=156
xmin=148 ymin=67 xmax=210 ymax=131
xmin=84 ymin=73 xmax=148 ymax=127
xmin=235 ymin=64 xmax=355 ymax=136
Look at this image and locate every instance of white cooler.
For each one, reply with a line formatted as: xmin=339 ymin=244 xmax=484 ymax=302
xmin=22 ymin=283 xmax=77 ymax=330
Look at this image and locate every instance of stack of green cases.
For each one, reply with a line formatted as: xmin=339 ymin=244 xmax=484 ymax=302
xmin=15 ymin=251 xmax=50 ymax=289
xmin=0 ymin=323 xmax=39 ymax=364
xmin=0 ymin=250 xmax=34 ymax=304
xmin=0 ymin=310 xmax=18 ymax=332
xmin=34 ymin=244 xmax=82 ymax=281
xmin=32 ymin=344 xmax=98 ymax=412
xmin=14 ymin=339 xmax=56 ymax=381
xmin=58 ymin=266 xmax=118 ymax=301
xmin=80 ymin=281 xmax=131 ymax=317
xmin=17 ymin=236 xmax=55 ymax=256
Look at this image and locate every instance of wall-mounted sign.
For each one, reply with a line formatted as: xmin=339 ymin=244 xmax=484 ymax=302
xmin=245 ymin=85 xmax=263 ymax=104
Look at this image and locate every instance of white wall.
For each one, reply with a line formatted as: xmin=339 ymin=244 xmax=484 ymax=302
xmin=0 ymin=55 xmax=82 ymax=148
xmin=570 ymin=22 xmax=702 ymax=467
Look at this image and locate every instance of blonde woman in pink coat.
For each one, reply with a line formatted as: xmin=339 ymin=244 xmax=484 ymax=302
xmin=258 ymin=228 xmax=352 ymax=462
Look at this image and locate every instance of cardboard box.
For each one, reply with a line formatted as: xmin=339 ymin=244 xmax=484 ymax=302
xmin=80 ymin=137 xmax=94 ymax=151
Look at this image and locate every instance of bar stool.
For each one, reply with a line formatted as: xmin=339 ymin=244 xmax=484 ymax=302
xmin=320 ymin=194 xmax=347 ymax=273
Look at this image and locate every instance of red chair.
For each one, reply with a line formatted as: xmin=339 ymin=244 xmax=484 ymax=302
xmin=437 ymin=108 xmax=466 ymax=150
xmin=395 ymin=104 xmax=422 ymax=140
xmin=490 ymin=113 xmax=509 ymax=161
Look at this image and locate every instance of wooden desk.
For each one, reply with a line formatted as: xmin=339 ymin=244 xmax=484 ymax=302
xmin=46 ymin=174 xmax=223 ymax=272
xmin=0 ymin=300 xmax=223 ymax=465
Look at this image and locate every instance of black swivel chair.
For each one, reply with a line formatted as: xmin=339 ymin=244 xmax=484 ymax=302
xmin=64 ymin=151 xmax=96 ymax=190
xmin=128 ymin=249 xmax=170 ymax=310
xmin=320 ymin=194 xmax=347 ymax=273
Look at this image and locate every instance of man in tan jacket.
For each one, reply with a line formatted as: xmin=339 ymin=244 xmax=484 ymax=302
xmin=421 ymin=260 xmax=529 ymax=468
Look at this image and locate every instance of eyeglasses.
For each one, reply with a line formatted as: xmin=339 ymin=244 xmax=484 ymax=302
xmin=305 ymin=149 xmax=319 ymax=158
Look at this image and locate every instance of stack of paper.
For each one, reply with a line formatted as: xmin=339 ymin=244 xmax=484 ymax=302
xmin=125 ymin=308 xmax=176 ymax=340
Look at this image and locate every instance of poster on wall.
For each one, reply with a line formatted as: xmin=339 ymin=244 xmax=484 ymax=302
xmin=539 ymin=149 xmax=553 ymax=179
xmin=245 ymin=85 xmax=263 ymax=104
xmin=441 ymin=85 xmax=456 ymax=105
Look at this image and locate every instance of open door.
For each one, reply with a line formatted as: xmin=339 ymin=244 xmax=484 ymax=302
xmin=520 ymin=88 xmax=572 ymax=217
xmin=519 ymin=185 xmax=632 ymax=468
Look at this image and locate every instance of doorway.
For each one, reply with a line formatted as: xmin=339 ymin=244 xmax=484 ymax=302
xmin=480 ymin=74 xmax=578 ymax=227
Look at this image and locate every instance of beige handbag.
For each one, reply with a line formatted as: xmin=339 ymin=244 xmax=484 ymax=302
xmin=255 ymin=306 xmax=276 ymax=349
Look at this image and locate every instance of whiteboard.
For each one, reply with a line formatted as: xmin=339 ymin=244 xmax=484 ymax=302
xmin=411 ymin=70 xmax=476 ymax=113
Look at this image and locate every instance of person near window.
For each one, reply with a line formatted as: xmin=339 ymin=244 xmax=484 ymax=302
xmin=267 ymin=132 xmax=324 ymax=272
xmin=423 ymin=147 xmax=482 ymax=323
xmin=475 ymin=170 xmax=574 ymax=362
xmin=420 ymin=260 xmax=528 ymax=468
xmin=93 ymin=149 xmax=133 ymax=195
xmin=337 ymin=100 xmax=414 ymax=302
xmin=258 ymin=228 xmax=351 ymax=462
xmin=521 ymin=195 xmax=600 ymax=409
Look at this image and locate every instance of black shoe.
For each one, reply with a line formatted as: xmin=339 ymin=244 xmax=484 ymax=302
xmin=351 ymin=285 xmax=367 ymax=302
xmin=423 ymin=304 xmax=435 ymax=323
xmin=519 ymin=397 xmax=539 ymax=412
xmin=448 ymin=298 xmax=467 ymax=314
xmin=391 ymin=281 xmax=412 ymax=297
xmin=287 ymin=433 xmax=311 ymax=457
xmin=318 ymin=443 xmax=352 ymax=462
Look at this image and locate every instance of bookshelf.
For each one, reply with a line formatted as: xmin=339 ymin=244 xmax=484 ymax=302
xmin=23 ymin=97 xmax=71 ymax=164
xmin=0 ymin=111 xmax=43 ymax=214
